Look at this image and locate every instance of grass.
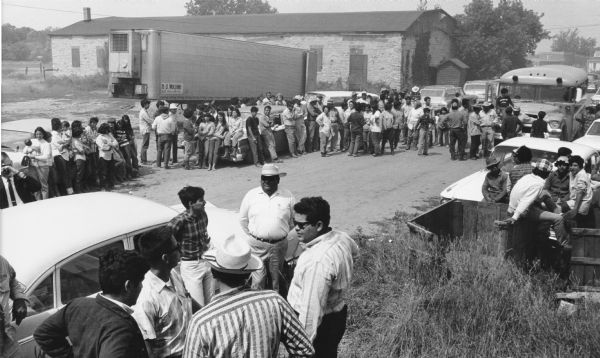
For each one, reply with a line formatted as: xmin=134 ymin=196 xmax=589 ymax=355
xmin=2 ymin=60 xmax=108 ymax=102
xmin=339 ymin=211 xmax=600 ymax=357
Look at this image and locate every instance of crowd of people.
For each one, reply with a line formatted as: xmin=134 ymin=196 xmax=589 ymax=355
xmin=2 ymin=164 xmax=359 ymax=357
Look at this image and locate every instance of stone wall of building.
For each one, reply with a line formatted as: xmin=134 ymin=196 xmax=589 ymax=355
xmin=51 ymin=36 xmax=107 ymax=76
xmin=222 ymin=33 xmax=404 ymax=89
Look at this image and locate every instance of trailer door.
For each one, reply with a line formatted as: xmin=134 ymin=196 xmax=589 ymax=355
xmin=304 ymin=51 xmax=318 ymax=92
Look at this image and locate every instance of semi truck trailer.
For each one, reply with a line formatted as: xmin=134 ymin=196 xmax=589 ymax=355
xmin=108 ymin=29 xmax=318 ymax=103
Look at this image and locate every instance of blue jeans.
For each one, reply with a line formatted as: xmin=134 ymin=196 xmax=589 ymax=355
xmin=417 ymin=129 xmax=429 ymax=155
xmin=156 ymin=134 xmax=172 ymax=167
xmin=348 ymin=132 xmax=363 ymax=155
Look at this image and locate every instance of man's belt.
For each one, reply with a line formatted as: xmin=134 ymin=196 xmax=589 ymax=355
xmin=252 ymin=234 xmax=286 ymax=244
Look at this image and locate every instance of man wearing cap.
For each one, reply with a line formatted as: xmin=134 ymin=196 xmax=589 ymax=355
xmin=544 ymin=155 xmax=570 ymax=208
xmin=239 ymin=164 xmax=295 ymax=291
xmin=183 ymin=235 xmax=314 ymax=358
xmin=505 ymin=159 xmax=569 ymax=245
xmin=152 ymin=106 xmax=176 ymax=169
xmin=479 ymin=102 xmax=496 ymax=157
xmin=287 ymin=196 xmax=359 ymax=358
xmin=306 ymin=97 xmax=322 ymax=153
xmin=482 ymin=156 xmax=510 ymax=203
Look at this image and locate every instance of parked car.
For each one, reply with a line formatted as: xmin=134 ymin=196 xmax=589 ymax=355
xmin=419 ymin=85 xmax=478 ymax=112
xmin=1 ymin=192 xmax=262 ymax=357
xmin=463 ymin=80 xmax=488 ymax=103
xmin=440 ymin=137 xmax=599 ymax=202
xmin=574 ymin=119 xmax=600 ymax=152
xmin=304 ymin=90 xmax=380 ymax=112
xmin=592 ymin=87 xmax=600 ymax=104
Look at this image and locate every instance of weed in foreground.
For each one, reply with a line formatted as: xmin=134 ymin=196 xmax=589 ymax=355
xmin=340 ymin=214 xmax=600 ymax=357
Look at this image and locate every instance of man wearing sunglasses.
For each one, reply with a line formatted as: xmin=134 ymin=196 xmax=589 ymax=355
xmin=239 ymin=164 xmax=295 ymax=292
xmin=287 ymin=196 xmax=359 ymax=358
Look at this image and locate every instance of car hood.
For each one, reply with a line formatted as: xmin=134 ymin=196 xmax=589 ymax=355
xmin=440 ymin=169 xmax=486 ymax=201
xmin=515 ymin=102 xmax=560 ymax=115
xmin=573 ymin=135 xmax=600 ymax=151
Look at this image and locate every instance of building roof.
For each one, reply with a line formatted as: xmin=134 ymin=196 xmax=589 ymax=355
xmin=439 ymin=58 xmax=469 ymax=69
xmin=51 ymin=10 xmax=441 ymax=36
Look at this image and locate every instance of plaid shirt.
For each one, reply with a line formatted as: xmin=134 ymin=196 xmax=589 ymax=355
xmin=133 ymin=269 xmax=192 ymax=357
xmin=183 ymin=288 xmax=314 ymax=358
xmin=168 ymin=210 xmax=210 ymax=260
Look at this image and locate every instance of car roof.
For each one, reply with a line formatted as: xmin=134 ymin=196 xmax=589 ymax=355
xmin=495 ymin=137 xmax=598 ymax=158
xmin=421 ymin=85 xmax=460 ymax=90
xmin=1 ymin=192 xmax=178 ymax=289
xmin=1 ymin=118 xmax=53 ymax=133
xmin=306 ymin=91 xmax=379 ymax=98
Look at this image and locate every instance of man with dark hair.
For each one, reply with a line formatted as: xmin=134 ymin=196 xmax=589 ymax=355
xmin=168 ymin=186 xmax=212 ymax=306
xmin=133 ymin=227 xmax=195 ymax=358
xmin=1 ymin=152 xmax=41 ymax=209
xmin=287 ymin=196 xmax=359 ymax=358
xmin=259 ymin=105 xmax=282 ymax=163
xmin=246 ymin=107 xmax=265 ymax=167
xmin=153 ymin=106 xmax=176 ymax=169
xmin=530 ymin=111 xmax=549 ymax=138
xmin=306 ymin=97 xmax=322 ymax=153
xmin=84 ymin=117 xmax=100 ymax=189
xmin=183 ymin=235 xmax=314 ymax=358
xmin=496 ymin=87 xmax=513 ymax=113
xmin=34 ymin=250 xmax=149 ymax=358
xmin=181 ymin=108 xmax=196 ymax=170
xmin=139 ymin=99 xmax=153 ymax=164
xmin=509 ymin=145 xmax=533 ymax=187
xmin=566 ymin=155 xmax=593 ymax=225
xmin=544 ymin=156 xmax=570 ymax=207
xmin=240 ymin=164 xmax=295 ymax=292
xmin=447 ymin=101 xmax=468 ymax=160
xmin=501 ymin=107 xmax=522 ymax=140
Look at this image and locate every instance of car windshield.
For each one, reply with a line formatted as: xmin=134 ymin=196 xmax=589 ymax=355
xmin=420 ymin=89 xmax=444 ymax=98
xmin=510 ymin=84 xmax=536 ymax=101
xmin=464 ymin=84 xmax=486 ymax=93
xmin=587 ymin=122 xmax=600 ymax=136
xmin=328 ymin=97 xmax=348 ymax=106
xmin=491 ymin=145 xmax=560 ymax=171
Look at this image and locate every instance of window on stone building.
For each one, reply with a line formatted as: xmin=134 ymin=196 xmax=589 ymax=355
xmin=71 ymin=47 xmax=80 ymax=68
xmin=350 ymin=46 xmax=364 ymax=55
xmin=111 ymin=33 xmax=128 ymax=52
xmin=310 ymin=45 xmax=323 ymax=71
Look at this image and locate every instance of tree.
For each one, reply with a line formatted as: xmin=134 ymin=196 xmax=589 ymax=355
xmin=551 ymin=28 xmax=597 ymax=56
xmin=455 ymin=0 xmax=549 ymax=80
xmin=185 ymin=0 xmax=277 ymax=16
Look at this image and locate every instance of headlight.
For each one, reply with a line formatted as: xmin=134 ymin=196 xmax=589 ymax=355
xmin=549 ymin=121 xmax=560 ymax=129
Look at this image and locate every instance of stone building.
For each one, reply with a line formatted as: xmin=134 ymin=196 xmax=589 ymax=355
xmin=50 ymin=9 xmax=458 ymax=89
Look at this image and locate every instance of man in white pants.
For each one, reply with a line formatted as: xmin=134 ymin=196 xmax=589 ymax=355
xmin=239 ymin=164 xmax=295 ymax=292
xmin=168 ymin=186 xmax=212 ymax=306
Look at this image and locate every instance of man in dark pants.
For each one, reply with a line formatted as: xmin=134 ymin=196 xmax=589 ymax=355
xmin=1 ymin=152 xmax=41 ymax=209
xmin=447 ymin=102 xmax=468 ymax=160
xmin=168 ymin=103 xmax=180 ymax=165
xmin=287 ymin=197 xmax=359 ymax=358
xmin=246 ymin=107 xmax=265 ymax=166
xmin=34 ymin=250 xmax=150 ymax=358
xmin=306 ymin=97 xmax=322 ymax=153
xmin=501 ymin=107 xmax=522 ymax=140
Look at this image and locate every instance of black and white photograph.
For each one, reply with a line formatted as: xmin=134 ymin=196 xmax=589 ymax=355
xmin=1 ymin=0 xmax=600 ymax=356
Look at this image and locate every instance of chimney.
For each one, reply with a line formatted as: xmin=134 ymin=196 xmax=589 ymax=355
xmin=83 ymin=7 xmax=91 ymax=22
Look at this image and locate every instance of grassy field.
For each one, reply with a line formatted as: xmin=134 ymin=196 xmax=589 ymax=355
xmin=2 ymin=60 xmax=107 ymax=103
xmin=339 ymin=212 xmax=600 ymax=357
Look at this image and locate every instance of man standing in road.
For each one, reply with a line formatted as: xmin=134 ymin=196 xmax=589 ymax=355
xmin=239 ymin=164 xmax=295 ymax=292
xmin=246 ymin=107 xmax=265 ymax=167
xmin=0 ymin=255 xmax=28 ymax=358
xmin=406 ymin=101 xmax=424 ymax=151
xmin=34 ymin=250 xmax=150 ymax=358
xmin=447 ymin=101 xmax=468 ymax=160
xmin=401 ymin=97 xmax=413 ymax=146
xmin=281 ymin=102 xmax=299 ymax=158
xmin=139 ymin=99 xmax=153 ymax=165
xmin=306 ymin=97 xmax=322 ymax=153
xmin=501 ymin=107 xmax=522 ymax=140
xmin=168 ymin=103 xmax=180 ymax=166
xmin=468 ymin=105 xmax=483 ymax=160
xmin=182 ymin=235 xmax=314 ymax=358
xmin=259 ymin=105 xmax=283 ymax=163
xmin=134 ymin=226 xmax=196 ymax=358
xmin=168 ymin=186 xmax=213 ymax=307
xmin=288 ymin=196 xmax=359 ymax=358
xmin=152 ymin=106 xmax=176 ymax=169
xmin=294 ymin=96 xmax=307 ymax=155
xmin=479 ymin=102 xmax=496 ymax=158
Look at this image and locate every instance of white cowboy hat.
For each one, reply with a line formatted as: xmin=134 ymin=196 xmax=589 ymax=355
xmin=169 ymin=103 xmax=178 ymax=110
xmin=203 ymin=235 xmax=262 ymax=274
xmin=261 ymin=163 xmax=280 ymax=176
xmin=411 ymin=86 xmax=420 ymax=93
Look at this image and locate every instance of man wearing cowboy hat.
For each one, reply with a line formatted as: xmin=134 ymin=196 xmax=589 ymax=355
xmin=287 ymin=196 xmax=359 ymax=358
xmin=482 ymin=156 xmax=510 ymax=203
xmin=239 ymin=164 xmax=295 ymax=291
xmin=183 ymin=235 xmax=314 ymax=358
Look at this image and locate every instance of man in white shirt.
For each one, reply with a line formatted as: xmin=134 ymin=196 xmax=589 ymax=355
xmin=506 ymin=159 xmax=568 ymax=245
xmin=287 ymin=196 xmax=359 ymax=358
xmin=134 ymin=226 xmax=196 ymax=358
xmin=1 ymin=152 xmax=40 ymax=209
xmin=139 ymin=99 xmax=153 ymax=164
xmin=406 ymin=102 xmax=424 ymax=150
xmin=239 ymin=164 xmax=295 ymax=292
xmin=152 ymin=106 xmax=176 ymax=169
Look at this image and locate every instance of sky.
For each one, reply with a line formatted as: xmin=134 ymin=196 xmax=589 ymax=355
xmin=2 ymin=0 xmax=600 ymax=53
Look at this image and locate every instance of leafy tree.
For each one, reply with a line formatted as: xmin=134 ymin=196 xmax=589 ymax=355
xmin=1 ymin=23 xmax=52 ymax=61
xmin=551 ymin=28 xmax=597 ymax=57
xmin=185 ymin=0 xmax=277 ymax=16
xmin=455 ymin=0 xmax=549 ymax=80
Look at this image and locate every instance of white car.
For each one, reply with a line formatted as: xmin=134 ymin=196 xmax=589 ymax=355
xmin=2 ymin=192 xmax=301 ymax=356
xmin=304 ymin=90 xmax=380 ymax=112
xmin=574 ymin=119 xmax=600 ymax=152
xmin=440 ymin=137 xmax=600 ymax=202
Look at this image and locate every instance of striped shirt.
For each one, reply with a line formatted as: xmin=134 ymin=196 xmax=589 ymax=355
xmin=287 ymin=229 xmax=359 ymax=341
xmin=133 ymin=270 xmax=192 ymax=357
xmin=182 ymin=288 xmax=314 ymax=358
xmin=168 ymin=210 xmax=210 ymax=260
